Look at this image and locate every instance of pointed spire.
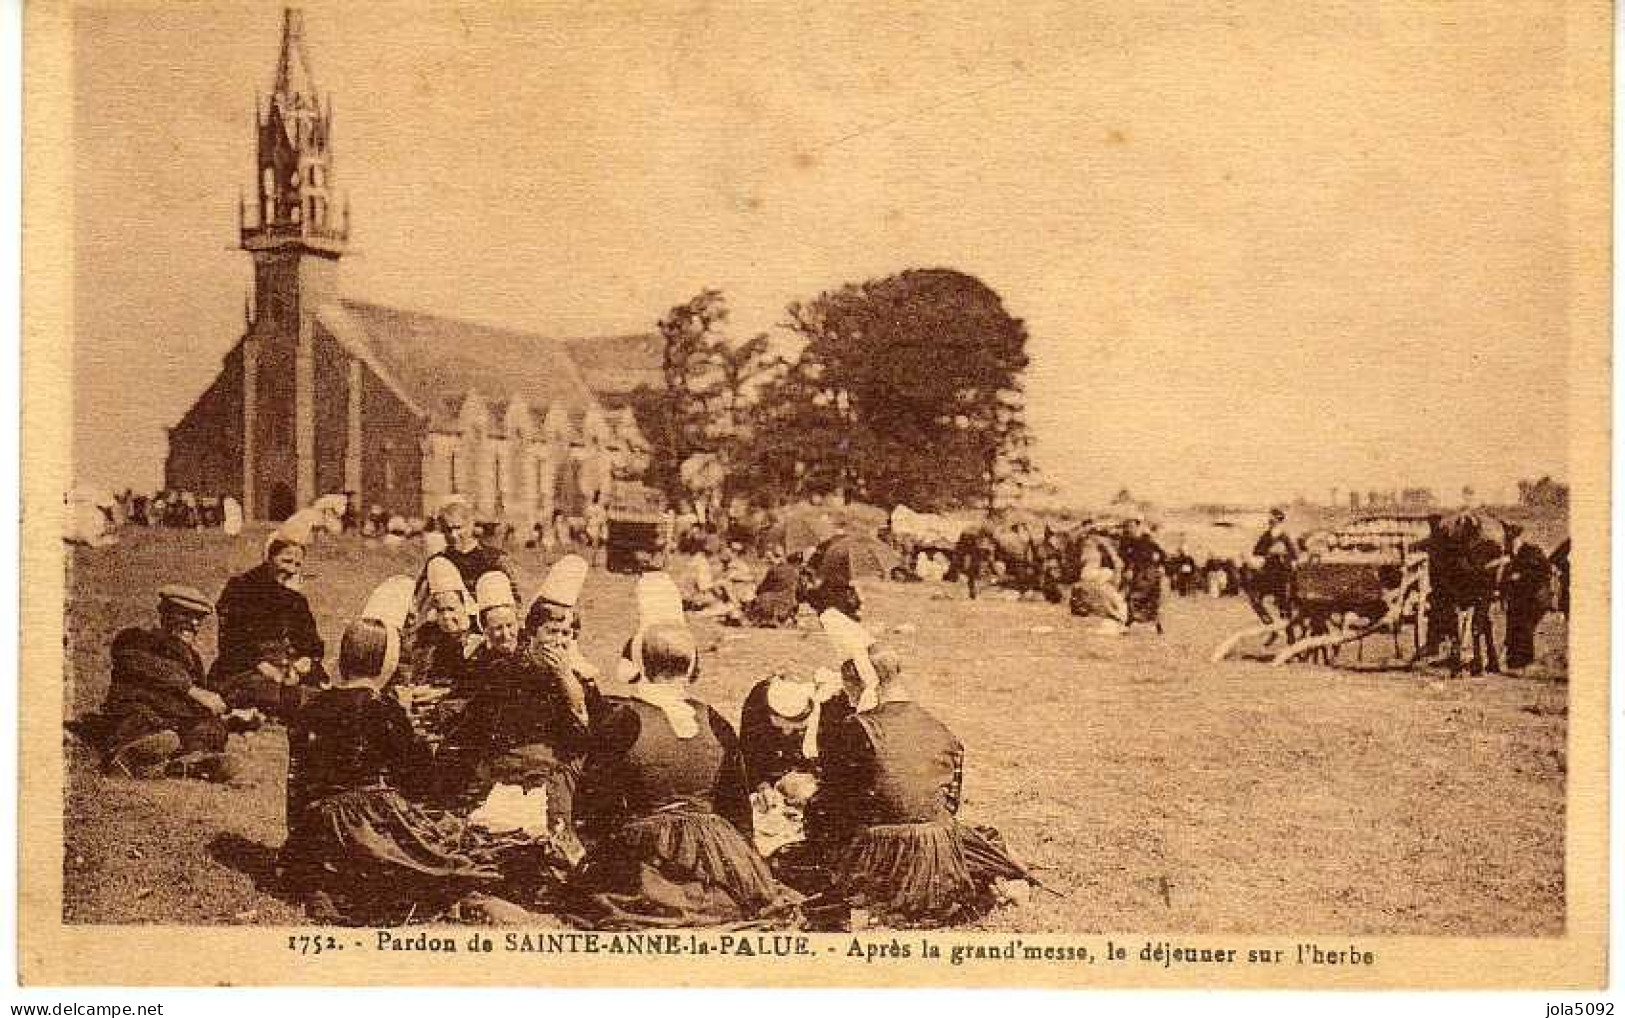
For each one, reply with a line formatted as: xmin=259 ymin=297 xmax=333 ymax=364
xmin=273 ymin=8 xmax=317 ymax=101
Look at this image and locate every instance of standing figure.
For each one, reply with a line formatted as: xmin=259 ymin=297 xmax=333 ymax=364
xmin=434 ymin=499 xmax=520 ymax=604
xmin=1248 ymin=508 xmax=1298 ymax=629
xmin=793 ymin=611 xmax=1032 ymax=929
xmin=1119 ymin=518 xmax=1166 ymax=633
xmin=1166 ymin=543 xmax=1199 ymax=597
xmin=1501 ymin=525 xmax=1553 ymax=673
xmin=567 ymin=585 xmax=800 ymax=929
xmin=1550 ymin=539 xmax=1571 ymax=617
xmin=279 ymin=576 xmax=501 ymax=924
xmin=83 ymin=585 xmax=234 ymax=781
xmin=953 ymin=527 xmax=994 ymax=600
xmin=211 ymin=515 xmax=327 ymax=687
xmin=583 ymin=493 xmax=610 ymax=565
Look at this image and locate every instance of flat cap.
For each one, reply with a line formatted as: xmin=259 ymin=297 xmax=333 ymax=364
xmin=157 ymin=584 xmax=214 ymax=615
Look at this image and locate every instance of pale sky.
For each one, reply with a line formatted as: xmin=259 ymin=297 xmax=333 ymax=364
xmin=71 ymin=1 xmax=1572 ymax=507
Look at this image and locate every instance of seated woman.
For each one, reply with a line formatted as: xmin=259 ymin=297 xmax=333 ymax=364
xmin=407 ymin=555 xmax=480 ymax=686
xmin=397 ymin=555 xmax=481 ymax=745
xmin=1068 ymin=537 xmax=1129 ymax=633
xmin=436 ymin=568 xmax=596 ymax=819
xmin=728 ymin=546 xmax=803 ymax=628
xmin=738 ymin=669 xmax=850 ymax=858
xmin=278 ymin=577 xmax=501 ymax=925
xmin=566 ymin=610 xmax=801 ymax=930
xmin=793 ymin=610 xmax=1032 ymax=929
xmin=738 ymin=669 xmax=850 ymax=792
xmin=211 ymin=516 xmax=327 ymax=688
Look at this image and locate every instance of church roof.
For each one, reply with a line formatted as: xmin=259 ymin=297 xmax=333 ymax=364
xmin=316 ymin=299 xmax=655 ymax=434
xmin=564 ymin=334 xmax=664 ymax=403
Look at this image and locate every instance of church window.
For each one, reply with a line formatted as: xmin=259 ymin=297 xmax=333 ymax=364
xmin=384 ymin=460 xmax=395 ymax=493
xmin=449 ymin=450 xmax=458 ymax=493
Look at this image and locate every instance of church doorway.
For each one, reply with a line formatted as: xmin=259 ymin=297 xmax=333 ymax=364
xmin=267 ymin=483 xmax=295 ymax=522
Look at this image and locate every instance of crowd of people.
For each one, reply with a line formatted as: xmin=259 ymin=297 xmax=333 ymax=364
xmin=74 ymin=498 xmax=1035 ymax=930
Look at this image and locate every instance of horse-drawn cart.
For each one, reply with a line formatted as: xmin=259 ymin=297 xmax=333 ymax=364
xmin=1211 ymin=515 xmax=1432 ymax=666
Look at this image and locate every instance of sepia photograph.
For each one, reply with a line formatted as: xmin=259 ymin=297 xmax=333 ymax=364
xmin=19 ymin=0 xmax=1610 ymax=989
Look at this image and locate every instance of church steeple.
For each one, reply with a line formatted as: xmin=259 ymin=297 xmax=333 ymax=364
xmin=242 ymin=8 xmax=347 ymax=257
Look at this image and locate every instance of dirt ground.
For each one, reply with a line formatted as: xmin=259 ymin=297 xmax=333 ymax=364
xmin=60 ymin=528 xmax=1568 ymax=933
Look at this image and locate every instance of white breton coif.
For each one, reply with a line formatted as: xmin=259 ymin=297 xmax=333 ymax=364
xmin=474 ymin=571 xmax=516 ymax=613
xmin=535 ymin=554 xmax=590 ymax=608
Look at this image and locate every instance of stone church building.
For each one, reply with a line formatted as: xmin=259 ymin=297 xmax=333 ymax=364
xmin=165 ymin=9 xmax=660 ymax=527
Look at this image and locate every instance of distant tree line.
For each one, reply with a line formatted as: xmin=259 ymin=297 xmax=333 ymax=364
xmin=629 ymin=268 xmax=1037 ymax=513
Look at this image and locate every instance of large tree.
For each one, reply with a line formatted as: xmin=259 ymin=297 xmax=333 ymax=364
xmin=772 ymin=268 xmax=1035 ymax=511
xmin=643 ymin=290 xmax=781 ymax=504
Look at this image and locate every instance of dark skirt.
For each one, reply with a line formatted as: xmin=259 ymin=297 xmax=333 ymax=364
xmin=829 ymin=817 xmax=1027 ymax=929
xmin=566 ymin=808 xmax=802 ymax=929
xmin=1126 ymin=570 xmax=1162 ymax=623
xmin=282 ymin=787 xmax=501 ymax=922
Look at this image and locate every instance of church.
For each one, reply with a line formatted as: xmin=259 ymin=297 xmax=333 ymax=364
xmin=164 ymin=9 xmax=660 ymax=528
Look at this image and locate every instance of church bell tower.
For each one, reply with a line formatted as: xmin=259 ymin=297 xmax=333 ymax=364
xmin=239 ymin=8 xmax=347 ymax=520
xmin=242 ymin=7 xmax=347 ymax=319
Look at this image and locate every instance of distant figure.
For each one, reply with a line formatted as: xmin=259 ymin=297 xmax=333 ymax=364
xmin=954 ymin=528 xmax=996 ymax=600
xmin=1166 ymin=544 xmax=1198 ymax=597
xmin=1119 ymin=519 xmax=1166 ymax=633
xmin=1550 ymin=539 xmax=1571 ymax=617
xmin=583 ymin=493 xmax=610 ymax=563
xmin=1249 ymin=508 xmax=1297 ymax=626
xmin=221 ymin=497 xmax=244 ymax=537
xmin=1501 ymin=525 xmax=1552 ymax=673
xmin=736 ymin=546 xmax=803 ymax=628
xmin=805 ymin=525 xmax=862 ymax=619
xmin=1069 ymin=538 xmax=1128 ymax=633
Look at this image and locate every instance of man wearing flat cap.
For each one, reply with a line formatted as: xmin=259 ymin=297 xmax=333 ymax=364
xmin=88 ymin=585 xmax=236 ymax=780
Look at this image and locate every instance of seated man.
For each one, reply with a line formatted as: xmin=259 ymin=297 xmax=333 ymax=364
xmin=83 ymin=585 xmax=235 ymax=781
